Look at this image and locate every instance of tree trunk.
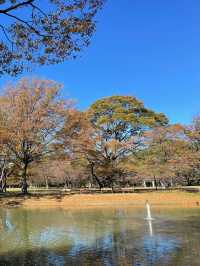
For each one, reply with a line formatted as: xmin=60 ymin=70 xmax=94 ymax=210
xmin=0 ymin=181 xmax=2 ymax=193
xmin=0 ymin=165 xmax=5 ymax=193
xmin=64 ymin=175 xmax=71 ymax=189
xmin=111 ymin=182 xmax=114 ymax=193
xmin=154 ymin=176 xmax=158 ymax=190
xmin=2 ymin=175 xmax=7 ymax=193
xmin=21 ymin=163 xmax=28 ymax=194
xmin=90 ymin=163 xmax=103 ymax=190
xmin=0 ymin=176 xmax=7 ymax=193
xmin=93 ymin=173 xmax=103 ymax=190
xmin=45 ymin=176 xmax=49 ymax=189
xmin=108 ymin=176 xmax=114 ymax=192
xmin=186 ymin=176 xmax=192 ymax=186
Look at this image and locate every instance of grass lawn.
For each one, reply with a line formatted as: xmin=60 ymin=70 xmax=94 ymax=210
xmin=1 ymin=190 xmax=200 ymax=210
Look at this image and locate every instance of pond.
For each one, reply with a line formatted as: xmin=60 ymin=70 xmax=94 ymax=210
xmin=0 ymin=207 xmax=200 ymax=266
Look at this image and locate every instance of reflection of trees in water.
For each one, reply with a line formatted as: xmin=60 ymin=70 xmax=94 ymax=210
xmin=0 ymin=209 xmax=200 ymax=266
xmin=0 ymin=212 xmax=4 ymax=231
xmin=0 ymin=209 xmax=14 ymax=232
xmin=163 ymin=218 xmax=200 ymax=266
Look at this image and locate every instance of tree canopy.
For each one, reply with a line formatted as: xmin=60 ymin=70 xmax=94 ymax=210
xmin=88 ymin=96 xmax=168 ymax=141
xmin=0 ymin=0 xmax=104 ymax=76
xmin=85 ymin=96 xmax=169 ymax=189
xmin=0 ymin=81 xmax=200 ymax=193
xmin=0 ymin=78 xmax=72 ymax=193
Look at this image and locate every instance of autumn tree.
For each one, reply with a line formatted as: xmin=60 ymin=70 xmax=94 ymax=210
xmin=175 ymin=116 xmax=200 ymax=185
xmin=30 ymin=157 xmax=89 ymax=188
xmin=59 ymin=106 xmax=138 ymax=189
xmin=0 ymin=143 xmax=15 ymax=192
xmin=29 ymin=159 xmax=55 ymax=188
xmin=185 ymin=116 xmax=200 ymax=151
xmin=85 ymin=96 xmax=168 ymax=189
xmin=0 ymin=0 xmax=104 ymax=76
xmin=58 ymin=109 xmax=92 ymax=187
xmin=134 ymin=124 xmax=187 ymax=188
xmin=0 ymin=108 xmax=16 ymax=192
xmin=52 ymin=159 xmax=89 ymax=188
xmin=0 ymin=78 xmax=71 ymax=194
xmin=0 ymin=156 xmax=14 ymax=192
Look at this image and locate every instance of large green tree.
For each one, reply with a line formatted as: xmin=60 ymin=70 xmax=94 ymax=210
xmin=85 ymin=96 xmax=168 ymax=189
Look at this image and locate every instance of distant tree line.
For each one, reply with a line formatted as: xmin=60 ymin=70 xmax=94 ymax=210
xmin=0 ymin=78 xmax=200 ymax=194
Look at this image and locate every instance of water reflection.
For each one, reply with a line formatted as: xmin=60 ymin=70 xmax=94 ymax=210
xmin=143 ymin=218 xmax=180 ymax=266
xmin=0 ymin=208 xmax=199 ymax=266
xmin=0 ymin=209 xmax=14 ymax=232
xmin=148 ymin=219 xmax=153 ymax=237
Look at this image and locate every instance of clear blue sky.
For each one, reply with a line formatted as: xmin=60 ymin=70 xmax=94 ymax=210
xmin=1 ymin=0 xmax=200 ymax=124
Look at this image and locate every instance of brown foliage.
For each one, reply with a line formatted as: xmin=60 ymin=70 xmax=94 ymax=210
xmin=0 ymin=78 xmax=72 ymax=193
xmin=0 ymin=0 xmax=104 ymax=76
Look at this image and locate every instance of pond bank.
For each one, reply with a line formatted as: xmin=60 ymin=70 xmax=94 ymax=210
xmin=1 ymin=191 xmax=200 ymax=209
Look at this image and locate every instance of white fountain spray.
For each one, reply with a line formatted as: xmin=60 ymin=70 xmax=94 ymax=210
xmin=148 ymin=219 xmax=153 ymax=236
xmin=145 ymin=200 xmax=154 ymax=221
xmin=145 ymin=200 xmax=154 ymax=236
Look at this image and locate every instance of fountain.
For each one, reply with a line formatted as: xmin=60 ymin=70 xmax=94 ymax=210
xmin=147 ymin=219 xmax=153 ymax=236
xmin=145 ymin=200 xmax=154 ymax=221
xmin=145 ymin=200 xmax=154 ymax=236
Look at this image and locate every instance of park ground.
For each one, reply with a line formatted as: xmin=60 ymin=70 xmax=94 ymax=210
xmin=1 ymin=190 xmax=200 ymax=209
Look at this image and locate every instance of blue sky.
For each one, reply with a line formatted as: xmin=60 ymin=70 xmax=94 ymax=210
xmin=1 ymin=0 xmax=200 ymax=124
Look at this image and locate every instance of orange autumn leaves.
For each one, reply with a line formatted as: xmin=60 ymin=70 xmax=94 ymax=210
xmin=0 ymin=79 xmax=200 ymax=192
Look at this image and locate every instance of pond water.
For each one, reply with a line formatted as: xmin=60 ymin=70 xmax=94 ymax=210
xmin=0 ymin=207 xmax=200 ymax=266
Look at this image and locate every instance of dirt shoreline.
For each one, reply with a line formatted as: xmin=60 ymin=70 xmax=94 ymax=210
xmin=1 ymin=191 xmax=200 ymax=209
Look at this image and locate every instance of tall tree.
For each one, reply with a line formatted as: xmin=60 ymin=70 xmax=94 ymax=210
xmin=135 ymin=124 xmax=187 ymax=188
xmin=0 ymin=0 xmax=104 ymax=76
xmin=85 ymin=96 xmax=168 ymax=189
xmin=0 ymin=108 xmax=16 ymax=192
xmin=175 ymin=116 xmax=200 ymax=185
xmin=0 ymin=78 xmax=71 ymax=193
xmin=58 ymin=109 xmax=92 ymax=186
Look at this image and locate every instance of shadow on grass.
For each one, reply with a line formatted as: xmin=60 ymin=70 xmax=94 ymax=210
xmin=0 ymin=191 xmax=70 ymax=208
xmin=1 ymin=187 xmax=199 ymax=208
